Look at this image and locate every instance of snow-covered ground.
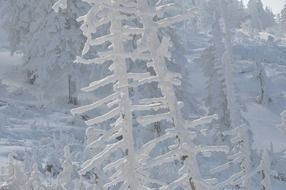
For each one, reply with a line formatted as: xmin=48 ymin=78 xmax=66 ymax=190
xmin=0 ymin=49 xmax=86 ymax=169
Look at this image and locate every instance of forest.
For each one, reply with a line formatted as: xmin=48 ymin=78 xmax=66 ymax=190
xmin=0 ymin=0 xmax=285 ymax=189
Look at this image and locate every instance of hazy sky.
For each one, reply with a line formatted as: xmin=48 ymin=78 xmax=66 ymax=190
xmin=243 ymin=0 xmax=285 ymax=13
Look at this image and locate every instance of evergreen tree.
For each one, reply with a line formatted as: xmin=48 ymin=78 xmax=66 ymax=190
xmin=56 ymin=146 xmax=74 ymax=190
xmin=280 ymin=3 xmax=286 ymax=30
xmin=0 ymin=154 xmax=27 ymax=190
xmin=201 ymin=14 xmax=231 ymax=139
xmin=26 ymin=164 xmax=46 ymax=190
xmin=260 ymin=150 xmax=272 ymax=190
xmin=71 ymin=1 xmax=155 ymax=188
xmin=2 ymin=0 xmax=36 ymax=54
xmin=247 ymin=0 xmax=275 ymax=31
xmin=201 ymin=1 xmax=254 ymax=189
xmin=278 ymin=110 xmax=286 ymax=133
xmin=70 ymin=0 xmax=228 ymax=189
xmin=3 ymin=0 xmax=89 ymax=103
xmin=24 ymin=0 xmax=87 ymax=103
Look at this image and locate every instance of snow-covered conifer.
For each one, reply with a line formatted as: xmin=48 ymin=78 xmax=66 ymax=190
xmin=201 ymin=14 xmax=231 ymax=138
xmin=4 ymin=0 xmax=89 ymax=103
xmin=57 ymin=146 xmax=74 ymax=190
xmin=0 ymin=154 xmax=27 ymax=190
xmin=23 ymin=151 xmax=33 ymax=174
xmin=129 ymin=1 xmax=230 ymax=189
xmin=71 ymin=0 xmax=152 ymax=188
xmin=247 ymin=0 xmax=275 ymax=31
xmin=280 ymin=4 xmax=286 ymax=30
xmin=247 ymin=0 xmax=265 ymax=30
xmin=221 ymin=0 xmax=242 ymax=129
xmin=69 ymin=0 xmax=228 ymax=189
xmin=201 ymin=1 xmax=254 ymax=189
xmin=1 ymin=0 xmax=36 ymax=54
xmin=24 ymin=0 xmax=88 ymax=103
xmin=278 ymin=110 xmax=286 ymax=133
xmin=263 ymin=7 xmax=275 ymax=28
xmin=210 ymin=127 xmax=252 ymax=189
xmin=202 ymin=0 xmax=243 ymax=140
xmin=75 ymin=176 xmax=86 ymax=190
xmin=26 ymin=164 xmax=46 ymax=190
xmin=194 ymin=0 xmax=246 ymax=32
xmin=260 ymin=149 xmax=272 ymax=190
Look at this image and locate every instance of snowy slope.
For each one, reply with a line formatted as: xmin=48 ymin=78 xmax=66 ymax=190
xmin=0 ymin=50 xmax=86 ymax=170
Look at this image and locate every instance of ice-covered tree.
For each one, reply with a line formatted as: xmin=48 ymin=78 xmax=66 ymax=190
xmin=260 ymin=149 xmax=272 ymax=190
xmin=0 ymin=154 xmax=27 ymax=190
xmin=70 ymin=0 xmax=154 ymax=188
xmin=24 ymin=0 xmax=88 ymax=103
xmin=201 ymin=0 xmax=243 ymax=140
xmin=247 ymin=0 xmax=275 ymax=31
xmin=56 ymin=146 xmax=74 ymax=190
xmin=26 ymin=164 xmax=46 ymax=190
xmin=193 ymin=0 xmax=246 ymax=32
xmin=201 ymin=1 xmax=253 ymax=189
xmin=23 ymin=151 xmax=33 ymax=174
xmin=210 ymin=127 xmax=252 ymax=189
xmin=134 ymin=1 xmax=231 ymax=189
xmin=75 ymin=176 xmax=86 ymax=190
xmin=263 ymin=7 xmax=275 ymax=28
xmin=3 ymin=0 xmax=89 ymax=103
xmin=201 ymin=15 xmax=231 ymax=139
xmin=278 ymin=110 xmax=286 ymax=133
xmin=220 ymin=1 xmax=253 ymax=189
xmin=68 ymin=0 xmax=230 ymax=189
xmin=280 ymin=3 xmax=286 ymax=30
xmin=247 ymin=0 xmax=265 ymax=30
xmin=1 ymin=0 xmax=37 ymax=54
xmin=221 ymin=0 xmax=243 ymax=130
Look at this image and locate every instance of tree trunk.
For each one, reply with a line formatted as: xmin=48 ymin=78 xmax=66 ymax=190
xmin=68 ymin=75 xmax=78 ymax=105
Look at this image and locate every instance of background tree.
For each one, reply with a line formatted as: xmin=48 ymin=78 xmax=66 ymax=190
xmin=280 ymin=3 xmax=286 ymax=30
xmin=260 ymin=149 xmax=273 ymax=190
xmin=247 ymin=0 xmax=275 ymax=31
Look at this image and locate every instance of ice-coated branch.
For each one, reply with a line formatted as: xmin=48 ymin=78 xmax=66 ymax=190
xmin=210 ymin=126 xmax=252 ymax=189
xmin=52 ymin=0 xmax=67 ymax=12
xmin=278 ymin=110 xmax=286 ymax=133
xmin=71 ymin=93 xmax=119 ymax=115
xmin=73 ymin=0 xmax=153 ymax=189
xmin=260 ymin=150 xmax=272 ymax=190
xmin=156 ymin=8 xmax=198 ymax=28
xmin=133 ymin=1 xmax=227 ymax=189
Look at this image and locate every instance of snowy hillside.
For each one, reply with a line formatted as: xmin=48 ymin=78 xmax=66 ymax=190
xmin=0 ymin=0 xmax=285 ymax=190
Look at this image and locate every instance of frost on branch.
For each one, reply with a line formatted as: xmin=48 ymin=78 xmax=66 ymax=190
xmin=26 ymin=164 xmax=44 ymax=190
xmin=71 ymin=0 xmax=248 ymax=189
xmin=71 ymin=0 xmax=153 ymax=189
xmin=0 ymin=154 xmax=27 ymax=190
xmin=56 ymin=146 xmax=74 ymax=190
xmin=201 ymin=14 xmax=231 ymax=138
xmin=210 ymin=127 xmax=252 ymax=189
xmin=52 ymin=0 xmax=67 ymax=12
xmin=278 ymin=110 xmax=286 ymax=133
xmin=130 ymin=0 xmax=231 ymax=189
xmin=260 ymin=149 xmax=272 ymax=190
